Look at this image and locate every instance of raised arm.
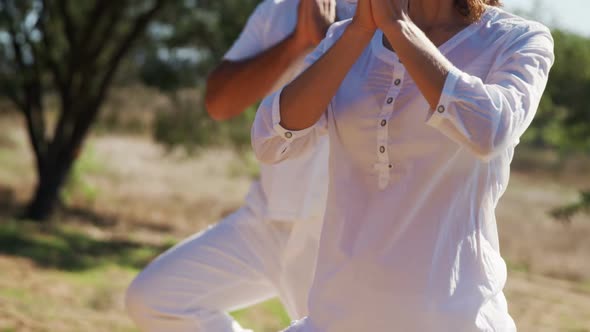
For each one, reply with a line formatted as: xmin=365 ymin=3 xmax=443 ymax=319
xmin=205 ymin=0 xmax=336 ymax=121
xmin=279 ymin=0 xmax=376 ymax=130
xmin=252 ymin=1 xmax=377 ymax=164
xmin=371 ymin=0 xmax=554 ymax=161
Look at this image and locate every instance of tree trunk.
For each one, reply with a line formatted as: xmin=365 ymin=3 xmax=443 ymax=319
xmin=24 ymin=155 xmax=75 ymax=221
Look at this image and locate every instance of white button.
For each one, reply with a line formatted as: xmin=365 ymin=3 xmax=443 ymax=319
xmin=387 ymin=97 xmax=393 ymax=104
xmin=285 ymin=132 xmax=293 ymax=139
xmin=394 ymin=79 xmax=401 ymax=86
xmin=437 ymin=105 xmax=445 ymax=113
xmin=380 ymin=119 xmax=387 ymax=127
xmin=379 ymin=146 xmax=386 ymax=153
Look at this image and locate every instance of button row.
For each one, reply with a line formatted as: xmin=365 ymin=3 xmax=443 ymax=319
xmin=385 ymin=79 xmax=402 ymax=106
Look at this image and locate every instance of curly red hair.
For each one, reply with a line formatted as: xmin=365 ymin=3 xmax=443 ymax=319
xmin=455 ymin=0 xmax=502 ymax=22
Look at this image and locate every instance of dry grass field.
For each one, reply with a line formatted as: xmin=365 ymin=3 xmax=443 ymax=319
xmin=0 ymin=110 xmax=589 ymax=331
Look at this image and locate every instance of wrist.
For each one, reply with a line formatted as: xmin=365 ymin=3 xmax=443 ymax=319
xmin=381 ymin=19 xmax=410 ymax=43
xmin=286 ymin=30 xmax=313 ymax=55
xmin=287 ymin=31 xmax=314 ymax=55
xmin=346 ymin=22 xmax=376 ymax=42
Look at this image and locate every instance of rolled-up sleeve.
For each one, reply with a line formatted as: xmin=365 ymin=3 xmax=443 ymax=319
xmin=252 ymin=20 xmax=351 ymax=164
xmin=426 ymin=26 xmax=555 ymax=161
xmin=252 ymin=87 xmax=328 ymax=164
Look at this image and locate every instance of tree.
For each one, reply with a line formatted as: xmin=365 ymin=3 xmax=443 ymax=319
xmin=136 ymin=0 xmax=259 ymax=91
xmin=0 ymin=0 xmax=165 ymax=221
xmin=140 ymin=0 xmax=259 ymax=153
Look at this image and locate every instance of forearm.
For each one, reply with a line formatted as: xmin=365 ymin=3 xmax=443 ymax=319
xmin=205 ymin=33 xmax=310 ymax=121
xmin=382 ymin=21 xmax=454 ymax=109
xmin=280 ymin=24 xmax=374 ymax=130
xmin=383 ymin=21 xmax=553 ymax=160
xmin=252 ymin=90 xmax=328 ymax=164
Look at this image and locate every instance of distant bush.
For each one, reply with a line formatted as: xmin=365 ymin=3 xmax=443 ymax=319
xmin=153 ymin=91 xmax=255 ymax=154
xmin=551 ymin=191 xmax=590 ymax=223
xmin=95 ymin=85 xmax=167 ymax=135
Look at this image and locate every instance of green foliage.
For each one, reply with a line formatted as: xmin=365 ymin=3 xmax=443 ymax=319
xmin=0 ymin=219 xmax=173 ymax=271
xmin=140 ymin=53 xmax=198 ymax=92
xmin=136 ymin=0 xmax=260 ymax=91
xmin=551 ymin=191 xmax=590 ymax=222
xmin=136 ymin=0 xmax=262 ymax=151
xmin=153 ymin=92 xmax=256 ymax=153
xmin=1 ymin=0 xmax=170 ymax=220
xmin=524 ymin=30 xmax=590 ymax=151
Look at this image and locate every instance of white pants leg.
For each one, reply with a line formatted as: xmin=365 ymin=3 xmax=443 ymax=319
xmin=125 ymin=206 xmax=319 ymax=332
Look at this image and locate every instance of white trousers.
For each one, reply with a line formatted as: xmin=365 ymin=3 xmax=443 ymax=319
xmin=125 ymin=206 xmax=320 ymax=332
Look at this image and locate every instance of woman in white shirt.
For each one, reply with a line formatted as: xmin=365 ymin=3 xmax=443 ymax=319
xmin=252 ymin=0 xmax=554 ymax=331
xmin=126 ymin=1 xmax=357 ymax=332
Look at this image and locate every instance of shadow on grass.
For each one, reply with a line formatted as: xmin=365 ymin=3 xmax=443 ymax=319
xmin=0 ymin=186 xmax=19 ymax=217
xmin=0 ymin=185 xmax=175 ymax=271
xmin=61 ymin=205 xmax=174 ymax=233
xmin=0 ymin=184 xmax=174 ymax=233
xmin=0 ymin=219 xmax=174 ymax=271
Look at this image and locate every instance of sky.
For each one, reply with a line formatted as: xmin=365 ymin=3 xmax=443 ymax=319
xmin=503 ymin=0 xmax=590 ymax=36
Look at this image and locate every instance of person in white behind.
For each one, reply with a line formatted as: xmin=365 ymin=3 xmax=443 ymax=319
xmin=252 ymin=0 xmax=554 ymax=331
xmin=125 ymin=1 xmax=357 ymax=331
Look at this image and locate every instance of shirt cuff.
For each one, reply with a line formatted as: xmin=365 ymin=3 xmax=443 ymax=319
xmin=271 ymin=88 xmax=318 ymax=142
xmin=425 ymin=65 xmax=462 ymax=128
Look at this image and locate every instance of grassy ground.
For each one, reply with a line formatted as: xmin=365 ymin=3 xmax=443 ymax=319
xmin=0 ymin=113 xmax=589 ymax=331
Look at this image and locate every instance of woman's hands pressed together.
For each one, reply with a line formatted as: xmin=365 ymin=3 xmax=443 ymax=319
xmin=279 ymin=0 xmax=378 ymax=131
xmin=354 ymin=0 xmax=455 ymax=109
xmin=350 ymin=0 xmax=377 ymax=34
xmin=279 ymin=0 xmax=457 ymax=131
xmin=350 ymin=0 xmax=410 ymax=36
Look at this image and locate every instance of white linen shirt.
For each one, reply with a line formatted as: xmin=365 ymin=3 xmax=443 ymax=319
xmin=252 ymin=7 xmax=554 ymax=332
xmin=224 ymin=0 xmax=355 ymax=222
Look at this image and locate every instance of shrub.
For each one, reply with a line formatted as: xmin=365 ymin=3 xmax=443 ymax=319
xmin=153 ymin=91 xmax=255 ymax=154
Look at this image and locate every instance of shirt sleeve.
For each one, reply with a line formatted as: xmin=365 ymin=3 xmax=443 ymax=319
xmin=426 ymin=25 xmax=555 ymax=162
xmin=223 ymin=1 xmax=270 ymax=61
xmin=251 ymin=20 xmax=351 ymax=164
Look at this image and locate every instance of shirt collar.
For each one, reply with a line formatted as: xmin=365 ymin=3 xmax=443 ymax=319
xmin=370 ymin=6 xmax=497 ymax=65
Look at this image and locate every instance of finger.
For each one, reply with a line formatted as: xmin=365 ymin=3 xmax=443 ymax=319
xmin=318 ymin=0 xmax=326 ymax=16
xmin=329 ymin=0 xmax=336 ymax=22
xmin=393 ymin=0 xmax=408 ymax=16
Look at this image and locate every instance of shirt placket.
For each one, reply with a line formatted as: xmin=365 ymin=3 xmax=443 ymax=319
xmin=374 ymin=63 xmax=405 ymax=190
